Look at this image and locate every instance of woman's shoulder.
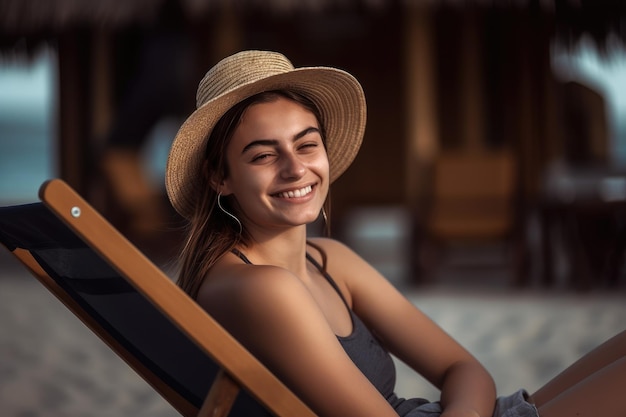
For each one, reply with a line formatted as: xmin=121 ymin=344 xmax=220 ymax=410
xmin=307 ymin=237 xmax=369 ymax=272
xmin=196 ymin=254 xmax=311 ymax=321
xmin=306 ymin=237 xmax=377 ymax=301
xmin=307 ymin=236 xmax=356 ymax=256
xmin=194 ymin=254 xmax=336 ymax=357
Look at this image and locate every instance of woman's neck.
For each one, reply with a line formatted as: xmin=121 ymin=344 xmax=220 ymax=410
xmin=239 ymin=226 xmax=310 ymax=276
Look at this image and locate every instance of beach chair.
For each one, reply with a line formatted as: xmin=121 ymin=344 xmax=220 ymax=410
xmin=0 ymin=179 xmax=316 ymax=417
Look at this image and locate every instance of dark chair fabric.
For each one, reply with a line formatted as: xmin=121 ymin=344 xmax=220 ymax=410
xmin=0 ymin=202 xmax=268 ymax=417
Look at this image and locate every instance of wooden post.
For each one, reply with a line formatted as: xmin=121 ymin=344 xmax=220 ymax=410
xmin=404 ymin=4 xmax=439 ymax=208
xmin=91 ymin=28 xmax=114 ymax=143
xmin=57 ymin=28 xmax=92 ymax=195
xmin=460 ymin=9 xmax=484 ymax=153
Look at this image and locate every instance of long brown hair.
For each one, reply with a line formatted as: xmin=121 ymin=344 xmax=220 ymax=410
xmin=177 ymin=90 xmax=331 ymax=299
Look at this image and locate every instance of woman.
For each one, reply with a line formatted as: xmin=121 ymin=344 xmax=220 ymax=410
xmin=165 ymin=50 xmax=626 ymax=417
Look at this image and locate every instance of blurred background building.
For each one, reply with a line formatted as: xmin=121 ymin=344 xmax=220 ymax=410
xmin=2 ymin=0 xmax=626 ymax=288
xmin=2 ymin=2 xmax=626 ymax=416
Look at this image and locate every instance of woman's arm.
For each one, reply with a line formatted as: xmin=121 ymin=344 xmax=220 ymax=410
xmin=196 ymin=262 xmax=401 ymax=417
xmin=317 ymin=238 xmax=496 ymax=417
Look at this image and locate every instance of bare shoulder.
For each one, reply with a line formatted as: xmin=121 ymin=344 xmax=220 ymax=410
xmin=307 ymin=237 xmax=362 ymax=264
xmin=308 ymin=236 xmax=349 ymax=250
xmin=307 ymin=237 xmax=385 ymax=305
xmin=308 ymin=237 xmax=378 ymax=275
xmin=196 ymin=257 xmax=310 ymax=324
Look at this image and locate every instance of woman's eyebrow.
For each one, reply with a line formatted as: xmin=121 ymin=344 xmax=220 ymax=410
xmin=294 ymin=126 xmax=321 ymax=140
xmin=241 ymin=139 xmax=278 ymax=154
xmin=241 ymin=126 xmax=321 ymax=154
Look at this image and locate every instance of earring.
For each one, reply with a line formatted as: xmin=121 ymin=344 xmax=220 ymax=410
xmin=321 ymin=207 xmax=331 ymax=236
xmin=217 ymin=193 xmax=243 ymax=235
xmin=321 ymin=207 xmax=328 ymax=225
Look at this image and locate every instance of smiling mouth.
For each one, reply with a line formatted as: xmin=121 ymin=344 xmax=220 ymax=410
xmin=274 ymin=185 xmax=313 ymax=199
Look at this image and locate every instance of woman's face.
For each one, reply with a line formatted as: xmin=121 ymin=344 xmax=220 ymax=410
xmin=220 ymin=96 xmax=329 ymax=233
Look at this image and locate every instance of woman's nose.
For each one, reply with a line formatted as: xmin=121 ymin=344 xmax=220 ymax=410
xmin=280 ymin=153 xmax=306 ymax=179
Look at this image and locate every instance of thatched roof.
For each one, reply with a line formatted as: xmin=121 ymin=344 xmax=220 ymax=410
xmin=0 ymin=0 xmax=382 ymax=33
xmin=1 ymin=0 xmax=625 ymax=52
xmin=0 ymin=0 xmax=162 ymax=33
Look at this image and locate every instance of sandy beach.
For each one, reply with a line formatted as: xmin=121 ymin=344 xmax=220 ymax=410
xmin=1 ymin=247 xmax=625 ymax=417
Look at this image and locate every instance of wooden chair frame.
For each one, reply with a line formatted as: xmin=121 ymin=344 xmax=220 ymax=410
xmin=0 ymin=179 xmax=316 ymax=417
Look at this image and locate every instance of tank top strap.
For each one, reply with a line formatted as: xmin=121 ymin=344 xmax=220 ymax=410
xmin=231 ymin=248 xmax=252 ymax=264
xmin=305 ymin=253 xmax=351 ymax=309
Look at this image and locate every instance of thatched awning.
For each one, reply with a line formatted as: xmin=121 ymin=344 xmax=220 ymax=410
xmin=0 ymin=0 xmax=375 ymax=33
xmin=0 ymin=0 xmax=159 ymax=33
xmin=1 ymin=0 xmax=625 ymax=51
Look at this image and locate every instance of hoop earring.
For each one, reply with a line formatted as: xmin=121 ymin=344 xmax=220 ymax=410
xmin=217 ymin=193 xmax=243 ymax=235
xmin=321 ymin=207 xmax=330 ymax=236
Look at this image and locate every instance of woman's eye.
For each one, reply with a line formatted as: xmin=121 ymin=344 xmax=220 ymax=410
xmin=299 ymin=142 xmax=319 ymax=151
xmin=251 ymin=153 xmax=273 ymax=162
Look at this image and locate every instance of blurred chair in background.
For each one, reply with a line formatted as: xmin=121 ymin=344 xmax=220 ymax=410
xmin=539 ymin=80 xmax=624 ymax=290
xmin=97 ymin=0 xmax=193 ymax=240
xmin=540 ymin=163 xmax=626 ymax=290
xmin=414 ymin=149 xmax=529 ymax=287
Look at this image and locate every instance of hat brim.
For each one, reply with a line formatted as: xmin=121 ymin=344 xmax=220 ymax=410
xmin=166 ymin=66 xmax=366 ymax=220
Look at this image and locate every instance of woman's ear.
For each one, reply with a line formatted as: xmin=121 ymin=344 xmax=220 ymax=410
xmin=209 ymin=174 xmax=233 ymax=196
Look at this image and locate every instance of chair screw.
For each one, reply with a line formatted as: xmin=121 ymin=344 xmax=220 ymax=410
xmin=71 ymin=207 xmax=81 ymax=218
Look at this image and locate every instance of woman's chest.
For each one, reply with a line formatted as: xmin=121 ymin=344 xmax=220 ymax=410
xmin=303 ymin=272 xmax=353 ymax=337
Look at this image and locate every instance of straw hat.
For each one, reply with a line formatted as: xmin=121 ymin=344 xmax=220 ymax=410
xmin=165 ymin=50 xmax=366 ymax=219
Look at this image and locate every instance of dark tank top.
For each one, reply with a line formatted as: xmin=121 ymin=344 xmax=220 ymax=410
xmin=232 ymin=249 xmax=428 ymax=415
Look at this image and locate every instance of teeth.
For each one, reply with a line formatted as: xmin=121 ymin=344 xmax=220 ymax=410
xmin=278 ymin=185 xmax=312 ymax=198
